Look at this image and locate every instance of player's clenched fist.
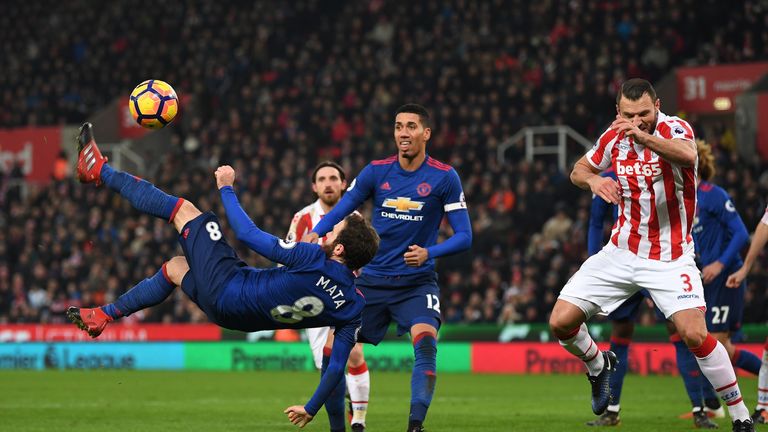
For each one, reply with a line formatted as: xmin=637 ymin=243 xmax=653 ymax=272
xmin=588 ymin=175 xmax=622 ymax=205
xmin=725 ymin=267 xmax=747 ymax=288
xmin=215 ymin=165 xmax=235 ymax=189
xmin=284 ymin=405 xmax=314 ymax=428
xmin=301 ymin=232 xmax=320 ymax=244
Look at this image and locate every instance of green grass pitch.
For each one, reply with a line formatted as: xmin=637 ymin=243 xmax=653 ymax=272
xmin=0 ymin=371 xmax=757 ymax=431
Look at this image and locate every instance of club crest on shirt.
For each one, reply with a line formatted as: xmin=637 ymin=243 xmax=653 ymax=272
xmin=417 ymin=182 xmax=432 ymax=197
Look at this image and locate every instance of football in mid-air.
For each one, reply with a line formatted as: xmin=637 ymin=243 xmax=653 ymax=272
xmin=128 ymin=79 xmax=179 ymax=129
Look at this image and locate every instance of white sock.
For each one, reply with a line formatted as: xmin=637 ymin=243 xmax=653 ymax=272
xmin=694 ymin=337 xmax=750 ymax=422
xmin=558 ymin=323 xmax=604 ymax=376
xmin=758 ymin=346 xmax=768 ymax=410
xmin=347 ymin=364 xmax=369 ymax=425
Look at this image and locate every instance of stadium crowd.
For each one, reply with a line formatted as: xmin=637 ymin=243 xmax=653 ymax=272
xmin=2 ymin=0 xmax=768 ymax=326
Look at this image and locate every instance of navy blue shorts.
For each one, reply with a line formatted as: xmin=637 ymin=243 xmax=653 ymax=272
xmin=355 ymin=272 xmax=441 ymax=345
xmin=178 ymin=212 xmax=247 ymax=320
xmin=703 ymin=269 xmax=745 ymax=333
xmin=608 ymin=289 xmax=664 ymax=321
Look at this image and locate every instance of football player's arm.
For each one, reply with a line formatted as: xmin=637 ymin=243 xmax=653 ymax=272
xmin=220 ymin=186 xmax=322 ymax=268
xmin=611 ymin=116 xmax=696 ymax=166
xmin=426 ymin=210 xmax=472 ymax=259
xmin=716 ymin=197 xmax=749 ymax=268
xmin=571 ymin=157 xmax=621 ymax=205
xmin=727 ymin=215 xmax=768 ymax=287
xmin=588 ymin=193 xmax=611 ymax=256
xmin=301 ymin=321 xmax=358 ymax=417
xmin=312 ymin=165 xmax=374 ymax=237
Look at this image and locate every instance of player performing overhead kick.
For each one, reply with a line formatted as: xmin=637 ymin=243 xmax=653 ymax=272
xmin=66 ymin=123 xmax=379 ymax=428
xmin=548 ymin=79 xmax=754 ymax=432
xmin=286 ymin=161 xmax=371 ymax=432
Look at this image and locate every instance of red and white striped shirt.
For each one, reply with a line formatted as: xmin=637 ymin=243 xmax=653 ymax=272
xmin=286 ymin=200 xmax=327 ymax=244
xmin=586 ymin=112 xmax=697 ymax=261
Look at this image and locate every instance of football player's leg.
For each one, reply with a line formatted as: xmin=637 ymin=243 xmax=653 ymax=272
xmin=600 ymin=292 xmax=643 ymax=417
xmin=67 ymin=257 xmax=186 ymax=338
xmin=671 ymin=309 xmax=751 ymax=423
xmin=643 ymin=255 xmax=751 ymax=425
xmin=321 ymin=332 xmax=346 ymax=432
xmin=755 ymin=339 xmax=768 ymax=422
xmin=712 ymin=331 xmax=761 ymax=375
xmin=387 ymin=283 xmax=441 ymax=431
xmin=347 ymin=343 xmax=369 ymax=429
xmin=76 ymin=123 xmax=184 ymax=222
xmin=408 ymin=322 xmax=437 ymax=431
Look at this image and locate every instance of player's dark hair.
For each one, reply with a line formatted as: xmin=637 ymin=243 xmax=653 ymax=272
xmin=311 ymin=161 xmax=346 ymax=183
xmin=395 ymin=103 xmax=431 ymax=129
xmin=335 ymin=214 xmax=379 ymax=271
xmin=696 ymin=139 xmax=716 ymax=181
xmin=617 ymin=78 xmax=658 ymax=104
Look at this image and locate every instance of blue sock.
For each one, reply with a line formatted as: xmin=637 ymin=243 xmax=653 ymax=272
xmin=101 ymin=164 xmax=181 ymax=221
xmin=674 ymin=340 xmax=704 ymax=407
xmin=609 ymin=339 xmax=630 ymax=406
xmin=410 ymin=333 xmax=437 ymax=423
xmin=734 ymin=348 xmax=762 ymax=375
xmin=321 ymin=350 xmax=346 ymax=432
xmin=104 ymin=265 xmax=175 ymax=319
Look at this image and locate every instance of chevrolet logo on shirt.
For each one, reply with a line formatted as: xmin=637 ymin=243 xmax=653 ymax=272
xmin=382 ymin=197 xmax=424 ymax=212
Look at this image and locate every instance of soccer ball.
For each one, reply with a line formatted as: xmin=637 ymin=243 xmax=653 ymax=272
xmin=128 ymin=80 xmax=179 ymax=129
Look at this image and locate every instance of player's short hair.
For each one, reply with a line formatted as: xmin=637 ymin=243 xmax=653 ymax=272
xmin=335 ymin=214 xmax=379 ymax=271
xmin=696 ymin=139 xmax=716 ymax=181
xmin=311 ymin=161 xmax=346 ymax=183
xmin=617 ymin=78 xmax=658 ymax=104
xmin=395 ymin=103 xmax=431 ymax=129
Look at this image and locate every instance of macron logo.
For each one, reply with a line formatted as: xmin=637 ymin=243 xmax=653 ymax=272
xmin=615 ymin=160 xmax=662 ymax=177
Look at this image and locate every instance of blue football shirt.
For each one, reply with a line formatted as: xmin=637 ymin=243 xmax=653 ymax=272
xmin=692 ymin=181 xmax=749 ymax=270
xmin=314 ymin=154 xmax=469 ymax=278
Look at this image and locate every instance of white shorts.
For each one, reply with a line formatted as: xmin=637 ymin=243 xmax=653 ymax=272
xmin=559 ymin=244 xmax=705 ymax=319
xmin=306 ymin=326 xmax=330 ymax=370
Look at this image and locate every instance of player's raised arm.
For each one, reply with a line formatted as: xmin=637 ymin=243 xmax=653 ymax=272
xmin=216 ymin=166 xmax=324 ymax=268
xmin=311 ymin=164 xmax=375 ymax=237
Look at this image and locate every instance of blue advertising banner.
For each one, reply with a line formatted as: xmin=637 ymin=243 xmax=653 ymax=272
xmin=0 ymin=343 xmax=184 ymax=370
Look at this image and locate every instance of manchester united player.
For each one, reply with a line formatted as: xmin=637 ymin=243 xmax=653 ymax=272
xmin=287 ymin=161 xmax=370 ymax=432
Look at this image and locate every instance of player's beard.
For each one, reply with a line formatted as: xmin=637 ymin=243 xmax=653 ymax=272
xmin=321 ymin=242 xmax=336 ymax=258
xmin=645 ymin=111 xmax=659 ymax=135
xmin=319 ymin=193 xmax=340 ymax=208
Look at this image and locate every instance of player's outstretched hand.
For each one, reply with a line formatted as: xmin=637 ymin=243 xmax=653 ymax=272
xmin=215 ymin=165 xmax=236 ymax=189
xmin=404 ymin=245 xmax=428 ymax=267
xmin=726 ymin=266 xmax=747 ymax=288
xmin=301 ymin=232 xmax=320 ymax=244
xmin=588 ymin=175 xmax=621 ymax=205
xmin=284 ymin=405 xmax=314 ymax=428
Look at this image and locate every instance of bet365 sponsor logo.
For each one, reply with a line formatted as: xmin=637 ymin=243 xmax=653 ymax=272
xmin=615 ymin=160 xmax=662 ymax=177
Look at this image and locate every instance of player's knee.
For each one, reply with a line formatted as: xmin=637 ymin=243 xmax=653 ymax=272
xmin=348 ymin=344 xmax=365 ymax=366
xmin=164 ymin=256 xmax=189 ymax=286
xmin=678 ymin=326 xmax=708 ymax=348
xmin=549 ymin=313 xmax=576 ymax=339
